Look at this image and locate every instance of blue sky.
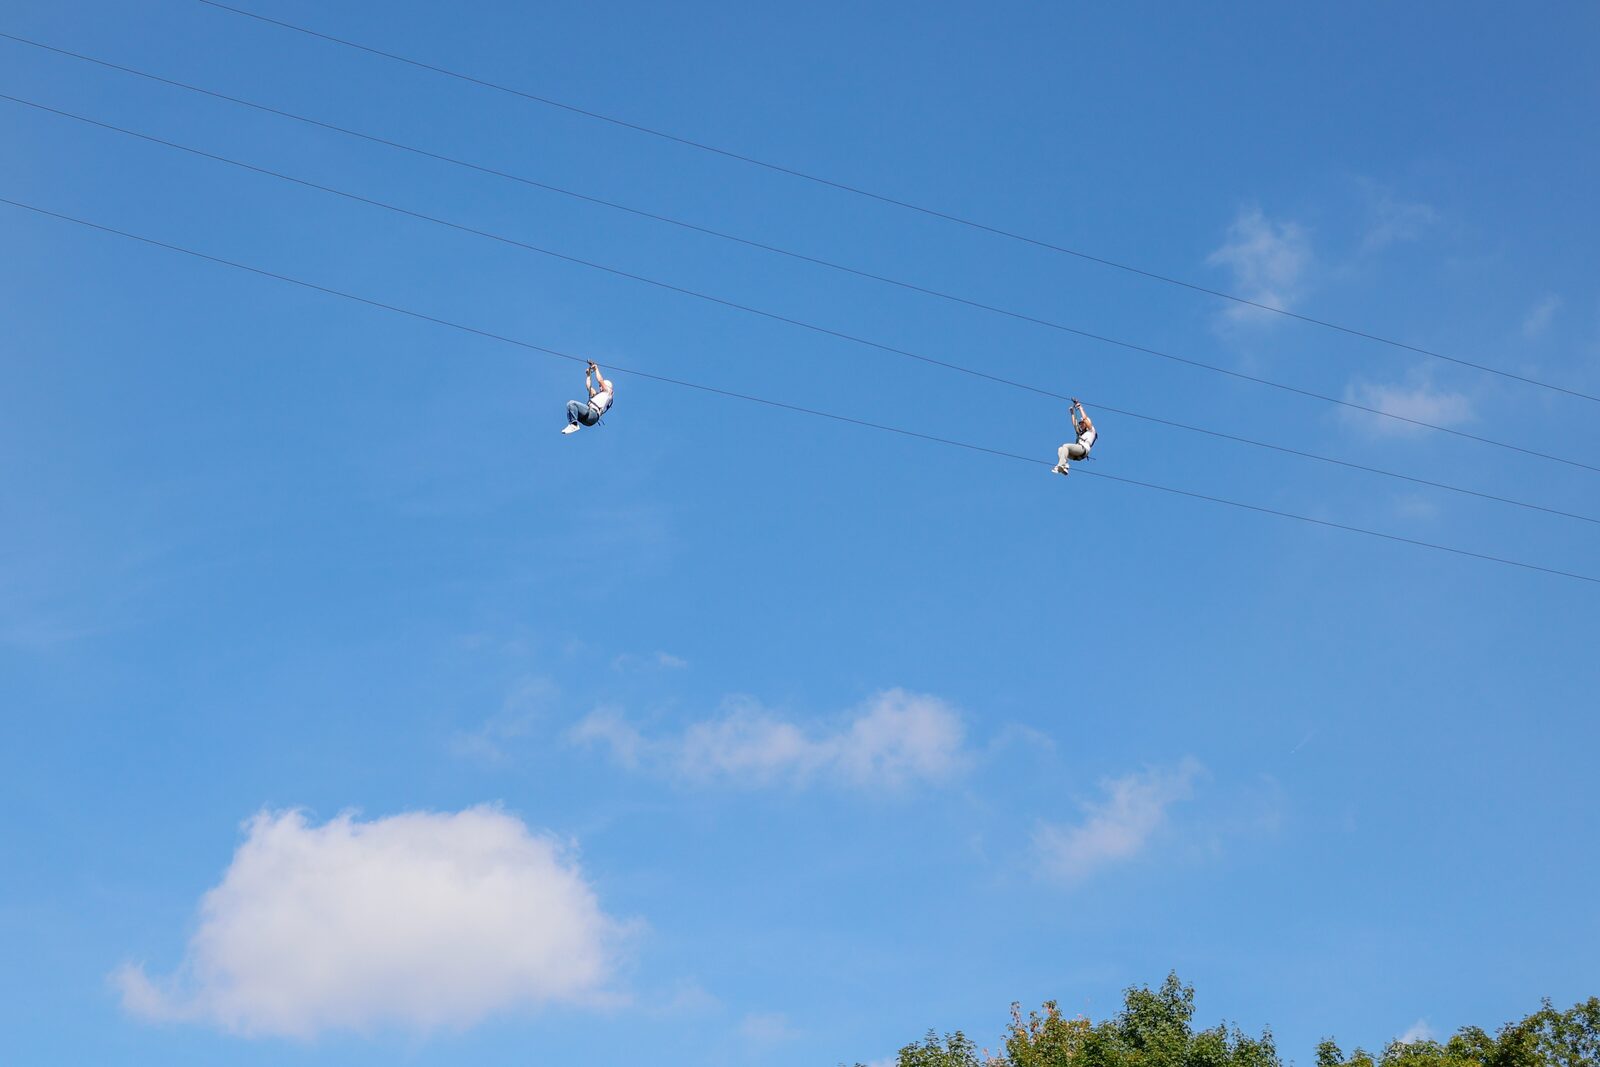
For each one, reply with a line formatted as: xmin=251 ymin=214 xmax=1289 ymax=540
xmin=2 ymin=1 xmax=1598 ymax=1064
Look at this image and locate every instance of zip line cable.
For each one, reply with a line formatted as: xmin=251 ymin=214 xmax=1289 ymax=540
xmin=9 ymin=96 xmax=1600 ymax=528
xmin=4 ymin=29 xmax=1491 ymax=410
xmin=8 ymin=91 xmax=1599 ymax=494
xmin=3 ymin=195 xmax=1596 ymax=588
xmin=5 ymin=37 xmax=1597 ymax=477
xmin=192 ymin=0 xmax=1600 ymax=405
xmin=1083 ymin=407 xmax=1600 ymax=527
xmin=11 ymin=37 xmax=1484 ymax=453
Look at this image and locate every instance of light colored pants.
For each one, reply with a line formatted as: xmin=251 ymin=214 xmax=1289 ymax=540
xmin=567 ymin=399 xmax=600 ymax=426
xmin=1058 ymin=442 xmax=1089 ymax=465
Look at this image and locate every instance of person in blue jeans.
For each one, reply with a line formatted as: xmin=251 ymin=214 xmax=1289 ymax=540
xmin=562 ymin=362 xmax=614 ymax=435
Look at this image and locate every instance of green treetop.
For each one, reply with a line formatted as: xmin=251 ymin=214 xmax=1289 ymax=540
xmin=853 ymin=977 xmax=1596 ymax=1067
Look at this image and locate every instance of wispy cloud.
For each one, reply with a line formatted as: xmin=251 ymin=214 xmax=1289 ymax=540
xmin=570 ymin=689 xmax=967 ymax=790
xmin=611 ymin=650 xmax=689 ymax=672
xmin=1398 ymin=1019 xmax=1435 ymax=1044
xmin=449 ymin=676 xmax=556 ymax=763
xmin=567 ymin=706 xmax=647 ymax=769
xmin=1522 ymin=295 xmax=1561 ymax=338
xmin=1034 ymin=759 xmax=1204 ymax=884
xmin=1342 ymin=375 xmax=1475 ymax=437
xmin=115 ymin=807 xmax=624 ymax=1038
xmin=1391 ymin=493 xmax=1441 ymax=521
xmin=1207 ymin=206 xmax=1312 ymax=321
xmin=740 ymin=1010 xmax=801 ymax=1043
xmin=650 ymin=979 xmax=721 ymax=1017
xmin=1361 ymin=190 xmax=1438 ymax=252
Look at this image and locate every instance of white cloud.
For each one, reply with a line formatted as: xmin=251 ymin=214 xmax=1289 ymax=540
xmin=1342 ymin=376 xmax=1475 ymax=437
xmin=570 ymin=689 xmax=967 ymax=790
xmin=678 ymin=704 xmax=823 ymax=784
xmin=1522 ymin=295 xmax=1561 ymax=338
xmin=1398 ymin=1019 xmax=1435 ymax=1044
xmin=1035 ymin=759 xmax=1204 ymax=884
xmin=116 ymin=807 xmax=623 ymax=1038
xmin=1206 ymin=206 xmax=1311 ymax=320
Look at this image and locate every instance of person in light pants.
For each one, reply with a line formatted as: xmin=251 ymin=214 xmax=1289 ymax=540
xmin=1053 ymin=399 xmax=1096 ymax=475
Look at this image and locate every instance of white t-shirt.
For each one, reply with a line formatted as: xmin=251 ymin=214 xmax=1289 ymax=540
xmin=590 ymin=385 xmax=614 ymax=416
xmin=1076 ymin=424 xmax=1097 ymax=451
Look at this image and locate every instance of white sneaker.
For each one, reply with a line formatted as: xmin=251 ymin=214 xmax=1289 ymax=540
xmin=561 ymin=423 xmax=580 ymax=435
xmin=1053 ymin=462 xmax=1070 ymax=476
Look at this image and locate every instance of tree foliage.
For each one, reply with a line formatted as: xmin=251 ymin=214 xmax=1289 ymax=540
xmin=1315 ymin=996 xmax=1599 ymax=1067
xmin=854 ymin=977 xmax=1597 ymax=1067
xmin=888 ymin=1029 xmax=992 ymax=1067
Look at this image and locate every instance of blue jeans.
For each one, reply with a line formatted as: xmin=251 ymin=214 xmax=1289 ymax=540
xmin=567 ymin=399 xmax=600 ymax=426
